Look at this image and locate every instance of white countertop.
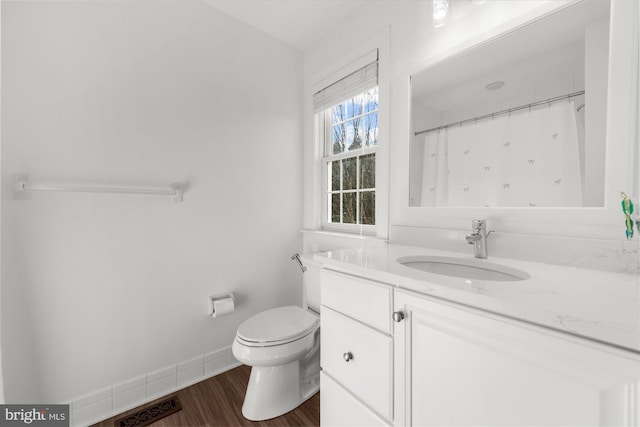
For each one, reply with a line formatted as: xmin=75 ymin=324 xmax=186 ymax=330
xmin=314 ymin=244 xmax=640 ymax=353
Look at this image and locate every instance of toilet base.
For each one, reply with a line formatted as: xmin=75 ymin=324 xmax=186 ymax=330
xmin=241 ymin=361 xmax=319 ymax=421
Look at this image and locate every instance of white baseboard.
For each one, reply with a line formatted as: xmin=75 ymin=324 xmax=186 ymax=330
xmin=69 ymin=346 xmax=241 ymax=426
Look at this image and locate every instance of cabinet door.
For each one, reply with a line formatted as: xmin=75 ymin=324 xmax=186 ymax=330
xmin=394 ymin=290 xmax=640 ymax=427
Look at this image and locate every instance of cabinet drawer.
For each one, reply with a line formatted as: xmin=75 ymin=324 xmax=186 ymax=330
xmin=321 ymin=372 xmax=390 ymax=427
xmin=321 ymin=270 xmax=392 ymax=333
xmin=321 ymin=307 xmax=392 ymax=419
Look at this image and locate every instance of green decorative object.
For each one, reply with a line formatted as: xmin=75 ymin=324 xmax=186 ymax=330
xmin=621 ymin=192 xmax=634 ymax=239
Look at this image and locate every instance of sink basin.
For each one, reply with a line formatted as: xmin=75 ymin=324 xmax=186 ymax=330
xmin=398 ymin=255 xmax=529 ymax=282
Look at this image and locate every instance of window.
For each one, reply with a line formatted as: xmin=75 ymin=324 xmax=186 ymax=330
xmin=326 ymin=88 xmax=378 ymax=227
xmin=314 ymin=57 xmax=378 ymax=233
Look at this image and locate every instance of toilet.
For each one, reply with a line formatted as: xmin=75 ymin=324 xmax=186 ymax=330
xmin=232 ymin=255 xmax=321 ymax=421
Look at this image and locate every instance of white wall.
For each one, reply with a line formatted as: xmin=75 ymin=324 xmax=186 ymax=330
xmin=1 ymin=0 xmax=303 ymax=403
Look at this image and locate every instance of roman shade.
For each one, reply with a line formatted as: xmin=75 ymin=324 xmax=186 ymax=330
xmin=313 ymin=51 xmax=378 ymax=112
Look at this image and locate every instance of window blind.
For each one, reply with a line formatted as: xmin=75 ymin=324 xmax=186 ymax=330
xmin=313 ymin=56 xmax=378 ymax=113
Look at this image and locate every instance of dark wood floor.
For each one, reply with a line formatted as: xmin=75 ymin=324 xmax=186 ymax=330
xmin=93 ymin=365 xmax=320 ymax=427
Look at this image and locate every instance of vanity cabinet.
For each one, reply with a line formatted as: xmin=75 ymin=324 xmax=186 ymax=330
xmin=394 ymin=289 xmax=640 ymax=426
xmin=320 ymin=270 xmax=393 ymax=426
xmin=319 ymin=268 xmax=640 ymax=427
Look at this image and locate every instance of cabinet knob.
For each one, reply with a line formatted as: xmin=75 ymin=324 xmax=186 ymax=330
xmin=392 ymin=311 xmax=405 ymax=322
xmin=343 ymin=352 xmax=354 ymax=362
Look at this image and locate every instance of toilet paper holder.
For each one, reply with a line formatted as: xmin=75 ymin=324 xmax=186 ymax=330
xmin=209 ymin=293 xmax=235 ymax=317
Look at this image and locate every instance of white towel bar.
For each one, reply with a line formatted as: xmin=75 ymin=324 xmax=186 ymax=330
xmin=13 ymin=174 xmax=184 ymax=203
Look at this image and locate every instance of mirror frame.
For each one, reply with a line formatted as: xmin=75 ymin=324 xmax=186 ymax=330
xmin=392 ymin=0 xmax=639 ymax=240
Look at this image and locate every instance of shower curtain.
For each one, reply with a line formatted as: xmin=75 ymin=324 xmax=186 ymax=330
xmin=421 ymin=100 xmax=583 ymax=207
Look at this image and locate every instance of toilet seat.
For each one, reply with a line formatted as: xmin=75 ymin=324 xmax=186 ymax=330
xmin=236 ymin=306 xmax=319 ymax=347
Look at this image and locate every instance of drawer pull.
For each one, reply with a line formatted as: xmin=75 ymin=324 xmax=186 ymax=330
xmin=392 ymin=311 xmax=405 ymax=322
xmin=343 ymin=351 xmax=354 ymax=362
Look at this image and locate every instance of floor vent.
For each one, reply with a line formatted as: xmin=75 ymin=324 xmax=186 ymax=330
xmin=114 ymin=396 xmax=182 ymax=427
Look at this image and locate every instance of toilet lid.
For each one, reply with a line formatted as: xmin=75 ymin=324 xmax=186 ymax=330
xmin=237 ymin=306 xmax=319 ymax=345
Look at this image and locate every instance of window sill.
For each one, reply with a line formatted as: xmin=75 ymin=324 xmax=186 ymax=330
xmin=300 ymin=229 xmax=388 ymax=246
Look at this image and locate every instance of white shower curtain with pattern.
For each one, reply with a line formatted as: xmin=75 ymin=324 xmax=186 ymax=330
xmin=421 ymin=100 xmax=583 ymax=207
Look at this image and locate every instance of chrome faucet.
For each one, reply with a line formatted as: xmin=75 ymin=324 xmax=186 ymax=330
xmin=465 ymin=220 xmax=492 ymax=258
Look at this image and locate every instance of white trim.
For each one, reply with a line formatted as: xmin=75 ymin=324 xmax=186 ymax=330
xmin=321 ymin=223 xmax=377 ymax=236
xmin=322 ymin=145 xmax=378 ymax=163
xmin=69 ymin=346 xmax=241 ymax=426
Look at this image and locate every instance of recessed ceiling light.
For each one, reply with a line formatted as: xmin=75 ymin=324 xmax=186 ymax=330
xmin=485 ymin=81 xmax=505 ymax=91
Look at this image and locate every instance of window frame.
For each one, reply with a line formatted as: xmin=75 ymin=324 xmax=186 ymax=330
xmin=306 ymin=37 xmax=389 ymax=240
xmin=319 ymin=89 xmax=379 ymax=234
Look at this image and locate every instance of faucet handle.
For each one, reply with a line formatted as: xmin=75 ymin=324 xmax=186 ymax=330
xmin=471 ymin=219 xmax=486 ymax=229
xmin=466 ymin=234 xmax=480 ymax=244
xmin=290 ymin=253 xmax=307 ymax=273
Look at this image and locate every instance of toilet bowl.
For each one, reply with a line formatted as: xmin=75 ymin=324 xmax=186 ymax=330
xmin=232 ymin=255 xmax=322 ymax=421
xmin=232 ymin=306 xmax=320 ymax=421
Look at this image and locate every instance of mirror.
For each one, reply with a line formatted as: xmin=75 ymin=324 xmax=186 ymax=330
xmin=409 ymin=1 xmax=610 ymax=208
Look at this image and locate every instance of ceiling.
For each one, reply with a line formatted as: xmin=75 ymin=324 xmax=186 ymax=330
xmin=203 ymin=0 xmax=367 ymax=51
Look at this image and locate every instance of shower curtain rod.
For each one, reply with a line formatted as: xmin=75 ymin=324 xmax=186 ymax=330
xmin=415 ymin=90 xmax=585 ymax=136
xmin=13 ymin=174 xmax=184 ymax=203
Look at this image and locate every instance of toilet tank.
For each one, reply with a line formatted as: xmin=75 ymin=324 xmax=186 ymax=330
xmin=300 ymin=255 xmax=322 ymax=314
